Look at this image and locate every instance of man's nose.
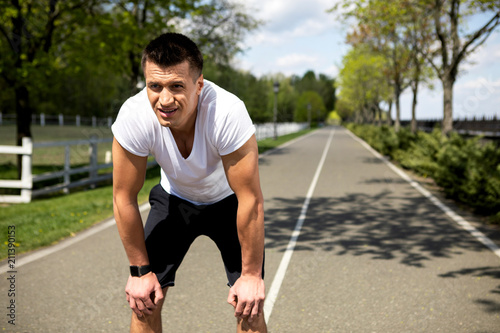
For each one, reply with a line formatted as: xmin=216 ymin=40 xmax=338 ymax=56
xmin=159 ymin=89 xmax=174 ymax=106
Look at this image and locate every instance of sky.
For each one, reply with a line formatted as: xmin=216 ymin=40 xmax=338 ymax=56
xmin=234 ymin=0 xmax=500 ymax=121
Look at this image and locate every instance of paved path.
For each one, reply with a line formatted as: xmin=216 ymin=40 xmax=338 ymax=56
xmin=2 ymin=126 xmax=500 ymax=332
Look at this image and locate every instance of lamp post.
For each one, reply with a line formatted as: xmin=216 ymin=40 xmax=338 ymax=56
xmin=273 ymin=81 xmax=280 ymax=140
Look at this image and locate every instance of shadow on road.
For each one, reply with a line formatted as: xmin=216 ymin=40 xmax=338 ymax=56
xmin=264 ymin=190 xmax=500 ymax=314
xmin=265 ymin=192 xmax=485 ymax=266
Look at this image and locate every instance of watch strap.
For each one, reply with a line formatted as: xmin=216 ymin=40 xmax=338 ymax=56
xmin=130 ymin=265 xmax=152 ymax=277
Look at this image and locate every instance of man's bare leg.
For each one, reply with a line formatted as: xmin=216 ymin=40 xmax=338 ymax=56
xmin=130 ymin=287 xmax=168 ymax=333
xmin=237 ymin=314 xmax=268 ymax=333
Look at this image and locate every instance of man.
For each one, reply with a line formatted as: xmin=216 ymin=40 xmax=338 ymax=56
xmin=111 ymin=32 xmax=267 ymax=333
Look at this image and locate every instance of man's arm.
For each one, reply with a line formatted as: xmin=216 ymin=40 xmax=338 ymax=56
xmin=222 ymin=134 xmax=266 ymax=322
xmin=112 ymin=138 xmax=163 ymax=317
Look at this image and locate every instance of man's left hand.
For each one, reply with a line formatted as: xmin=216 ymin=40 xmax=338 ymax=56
xmin=227 ymin=275 xmax=265 ymax=323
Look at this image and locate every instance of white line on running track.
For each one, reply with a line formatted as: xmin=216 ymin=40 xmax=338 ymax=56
xmin=346 ymin=129 xmax=500 ymax=259
xmin=264 ymin=129 xmax=335 ymax=323
xmin=0 ymin=202 xmax=151 ymax=274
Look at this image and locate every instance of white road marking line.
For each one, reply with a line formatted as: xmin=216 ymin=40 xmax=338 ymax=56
xmin=264 ymin=129 xmax=335 ymax=323
xmin=346 ymin=129 xmax=500 ymax=259
xmin=0 ymin=203 xmax=151 ymax=274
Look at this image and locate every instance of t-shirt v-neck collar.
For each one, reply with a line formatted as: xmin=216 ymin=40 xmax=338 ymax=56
xmin=167 ymin=109 xmax=198 ymax=161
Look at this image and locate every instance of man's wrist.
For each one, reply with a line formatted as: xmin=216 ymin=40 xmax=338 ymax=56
xmin=241 ymin=270 xmax=263 ymax=278
xmin=130 ymin=265 xmax=152 ymax=277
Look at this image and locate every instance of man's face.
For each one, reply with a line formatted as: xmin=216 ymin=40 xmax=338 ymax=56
xmin=144 ymin=60 xmax=204 ymax=131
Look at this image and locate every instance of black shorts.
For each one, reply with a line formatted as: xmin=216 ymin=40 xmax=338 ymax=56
xmin=144 ymin=184 xmax=263 ymax=289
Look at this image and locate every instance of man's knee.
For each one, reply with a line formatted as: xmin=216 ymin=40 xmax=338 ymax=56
xmin=237 ymin=315 xmax=267 ymax=333
xmin=130 ymin=287 xmax=168 ymax=332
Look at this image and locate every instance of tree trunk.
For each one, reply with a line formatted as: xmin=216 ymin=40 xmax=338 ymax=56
xmin=394 ymin=84 xmax=401 ymax=132
xmin=411 ymin=81 xmax=419 ymax=134
xmin=377 ymin=106 xmax=382 ymax=126
xmin=16 ymin=85 xmax=32 ymax=178
xmin=387 ymin=100 xmax=393 ymax=125
xmin=442 ymin=76 xmax=454 ymax=135
xmin=129 ymin=50 xmax=141 ymax=95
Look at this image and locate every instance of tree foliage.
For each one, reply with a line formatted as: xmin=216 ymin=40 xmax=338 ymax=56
xmin=294 ymin=91 xmax=327 ymax=124
xmin=422 ymin=0 xmax=500 ymax=135
xmin=0 ymin=0 xmax=99 ymax=142
xmin=0 ymin=0 xmax=337 ymax=168
xmin=330 ymin=0 xmax=500 ymax=134
xmin=336 ymin=45 xmax=391 ymax=123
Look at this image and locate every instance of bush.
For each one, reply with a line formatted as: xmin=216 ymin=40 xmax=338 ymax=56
xmin=346 ymin=123 xmax=500 ymax=222
xmin=347 ymin=124 xmax=399 ymax=157
xmin=396 ymin=128 xmax=442 ymax=178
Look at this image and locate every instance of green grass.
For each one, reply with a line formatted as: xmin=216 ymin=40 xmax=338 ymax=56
xmin=257 ymin=128 xmax=315 ymax=154
xmin=0 ymin=128 xmax=316 ymax=260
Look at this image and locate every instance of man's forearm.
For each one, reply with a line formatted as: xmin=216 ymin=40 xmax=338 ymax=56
xmin=236 ymin=196 xmax=265 ymax=276
xmin=114 ymin=198 xmax=150 ymax=266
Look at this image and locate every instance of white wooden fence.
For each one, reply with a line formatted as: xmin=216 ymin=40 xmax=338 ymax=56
xmin=0 ymin=136 xmax=157 ymax=204
xmin=0 ymin=122 xmax=308 ymax=203
xmin=255 ymin=122 xmax=308 ymax=141
xmin=0 ymin=137 xmax=33 ymax=203
xmin=0 ymin=112 xmax=113 ymax=127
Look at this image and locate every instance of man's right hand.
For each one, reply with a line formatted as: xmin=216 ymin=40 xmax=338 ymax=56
xmin=125 ymin=272 xmax=164 ymax=317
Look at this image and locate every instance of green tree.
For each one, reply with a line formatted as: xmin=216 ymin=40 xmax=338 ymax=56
xmin=293 ymin=71 xmax=335 ymax=110
xmin=421 ymin=0 xmax=500 ymax=135
xmin=0 ymin=0 xmax=98 ymax=175
xmin=100 ymin=0 xmax=202 ymax=95
xmin=294 ymin=70 xmax=320 ymax=93
xmin=294 ymin=91 xmax=326 ymax=124
xmin=203 ymin=61 xmax=269 ymax=122
xmin=275 ymin=77 xmax=298 ymax=123
xmin=185 ymin=0 xmax=260 ymax=66
xmin=100 ymin=0 xmax=260 ymax=95
xmin=318 ymin=73 xmax=336 ymax=112
xmin=291 ymin=70 xmax=335 ymax=122
xmin=336 ymin=45 xmax=392 ymax=124
xmin=403 ymin=0 xmax=435 ymax=133
xmin=333 ymin=0 xmax=416 ymax=131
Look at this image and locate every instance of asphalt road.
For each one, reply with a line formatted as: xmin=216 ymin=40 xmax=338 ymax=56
xmin=2 ymin=126 xmax=500 ymax=332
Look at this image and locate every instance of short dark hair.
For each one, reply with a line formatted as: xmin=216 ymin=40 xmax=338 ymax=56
xmin=141 ymin=33 xmax=203 ymax=81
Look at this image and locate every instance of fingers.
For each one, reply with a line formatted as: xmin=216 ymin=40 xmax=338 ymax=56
xmin=128 ymin=294 xmax=156 ymax=317
xmin=227 ymin=288 xmax=238 ymax=308
xmin=126 ymin=288 xmax=159 ymax=317
xmin=234 ymin=299 xmax=246 ymax=318
xmin=233 ymin=297 xmax=260 ymax=322
xmin=153 ymin=285 xmax=165 ymax=305
xmin=227 ymin=278 xmax=266 ymax=322
xmin=125 ymin=273 xmax=164 ymax=318
xmin=249 ymin=299 xmax=262 ymax=322
xmin=128 ymin=297 xmax=142 ymax=317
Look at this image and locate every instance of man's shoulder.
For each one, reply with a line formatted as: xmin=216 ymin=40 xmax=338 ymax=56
xmin=122 ymin=88 xmax=150 ymax=112
xmin=116 ymin=88 xmax=154 ymax=124
xmin=113 ymin=88 xmax=156 ymax=135
xmin=201 ymin=79 xmax=243 ymax=108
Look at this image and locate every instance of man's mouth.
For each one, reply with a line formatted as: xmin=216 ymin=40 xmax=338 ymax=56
xmin=158 ymin=107 xmax=178 ymax=118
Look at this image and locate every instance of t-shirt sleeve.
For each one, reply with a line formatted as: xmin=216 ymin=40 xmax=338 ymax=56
xmin=216 ymin=100 xmax=256 ymax=156
xmin=111 ymin=94 xmax=153 ymax=157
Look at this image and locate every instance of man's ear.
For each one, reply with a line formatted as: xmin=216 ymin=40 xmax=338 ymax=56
xmin=196 ymin=74 xmax=204 ymax=95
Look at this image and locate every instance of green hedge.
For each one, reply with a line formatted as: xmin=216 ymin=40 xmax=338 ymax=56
xmin=346 ymin=123 xmax=500 ymax=223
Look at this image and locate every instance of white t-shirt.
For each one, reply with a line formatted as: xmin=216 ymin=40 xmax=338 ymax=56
xmin=112 ymin=79 xmax=255 ymax=205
